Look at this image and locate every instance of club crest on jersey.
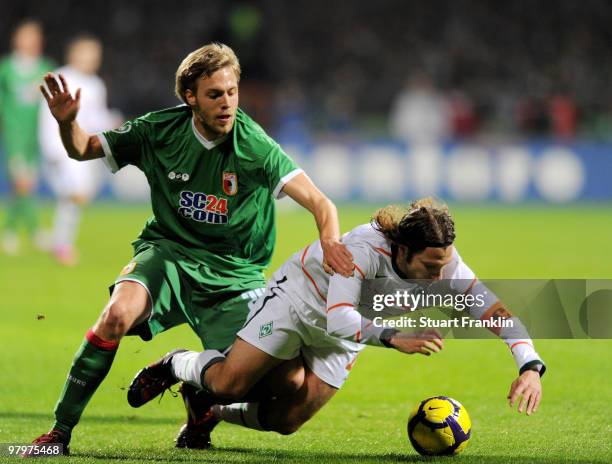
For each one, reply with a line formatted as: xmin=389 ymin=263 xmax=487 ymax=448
xmin=112 ymin=121 xmax=132 ymax=134
xmin=222 ymin=172 xmax=238 ymax=196
xmin=120 ymin=261 xmax=137 ymax=276
xmin=178 ymin=190 xmax=229 ymax=224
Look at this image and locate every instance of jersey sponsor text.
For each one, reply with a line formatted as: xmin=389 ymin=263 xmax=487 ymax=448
xmin=178 ymin=190 xmax=229 ymax=224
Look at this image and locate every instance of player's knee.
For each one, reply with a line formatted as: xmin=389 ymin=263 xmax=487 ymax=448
xmin=274 ymin=417 xmax=304 ymax=435
xmin=97 ymin=284 xmax=149 ymax=340
xmin=98 ymin=301 xmax=132 ymax=339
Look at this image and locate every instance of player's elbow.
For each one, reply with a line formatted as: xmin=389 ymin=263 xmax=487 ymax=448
xmin=66 ymin=150 xmax=82 ymax=161
xmin=65 ymin=135 xmax=100 ymax=161
xmin=66 ymin=148 xmax=91 ymax=162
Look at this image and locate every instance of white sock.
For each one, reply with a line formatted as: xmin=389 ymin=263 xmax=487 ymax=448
xmin=212 ymin=403 xmax=266 ymax=431
xmin=53 ymin=199 xmax=81 ymax=248
xmin=170 ymin=350 xmax=225 ymax=388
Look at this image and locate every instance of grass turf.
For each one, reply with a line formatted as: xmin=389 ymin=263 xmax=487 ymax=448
xmin=0 ymin=203 xmax=610 ymax=463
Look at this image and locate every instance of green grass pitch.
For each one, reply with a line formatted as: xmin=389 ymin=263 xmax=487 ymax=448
xmin=0 ymin=203 xmax=610 ymax=463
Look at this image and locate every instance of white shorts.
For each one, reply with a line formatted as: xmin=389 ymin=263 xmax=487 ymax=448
xmin=237 ymin=280 xmax=362 ymax=389
xmin=44 ymin=157 xmax=106 ymax=199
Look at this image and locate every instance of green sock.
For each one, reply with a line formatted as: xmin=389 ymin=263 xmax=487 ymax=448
xmin=52 ymin=330 xmax=119 ymax=436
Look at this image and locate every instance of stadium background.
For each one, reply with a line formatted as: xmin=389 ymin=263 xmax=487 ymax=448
xmin=1 ymin=1 xmax=611 ymax=463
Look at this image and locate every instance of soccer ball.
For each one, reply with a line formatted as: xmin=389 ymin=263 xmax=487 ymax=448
xmin=407 ymin=396 xmax=472 ymax=456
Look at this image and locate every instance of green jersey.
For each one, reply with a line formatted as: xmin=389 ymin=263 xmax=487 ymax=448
xmin=99 ymin=106 xmax=301 ymax=292
xmin=0 ymin=54 xmax=53 ymax=158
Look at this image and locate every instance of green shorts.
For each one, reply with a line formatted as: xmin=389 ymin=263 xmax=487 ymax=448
xmin=2 ymin=133 xmax=39 ymax=173
xmin=112 ymin=239 xmax=265 ymax=350
xmin=5 ymin=156 xmax=38 ymax=182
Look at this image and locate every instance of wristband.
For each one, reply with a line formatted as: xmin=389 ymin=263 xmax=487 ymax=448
xmin=519 ymin=360 xmax=546 ymax=378
xmin=379 ymin=328 xmax=400 ymax=348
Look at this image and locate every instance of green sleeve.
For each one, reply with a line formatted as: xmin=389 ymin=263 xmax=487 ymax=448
xmin=233 ymin=109 xmax=301 ymax=196
xmin=98 ymin=117 xmax=149 ymax=172
xmin=261 ymin=141 xmax=301 ymax=198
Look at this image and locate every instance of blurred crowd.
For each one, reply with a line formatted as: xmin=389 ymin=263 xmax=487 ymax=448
xmin=269 ymin=0 xmax=612 ymax=141
xmin=2 ymin=0 xmax=611 ymax=142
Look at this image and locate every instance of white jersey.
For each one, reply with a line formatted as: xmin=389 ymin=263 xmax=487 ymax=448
xmin=39 ymin=66 xmax=115 ymax=196
xmin=271 ymin=223 xmax=544 ymax=373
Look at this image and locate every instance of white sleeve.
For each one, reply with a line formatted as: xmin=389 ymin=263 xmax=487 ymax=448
xmin=325 ymin=245 xmax=386 ymax=346
xmin=451 ymin=249 xmax=546 ymax=375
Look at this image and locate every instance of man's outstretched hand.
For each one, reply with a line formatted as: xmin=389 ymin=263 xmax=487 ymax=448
xmin=508 ymin=369 xmax=542 ymax=415
xmin=40 ymin=73 xmax=81 ymax=124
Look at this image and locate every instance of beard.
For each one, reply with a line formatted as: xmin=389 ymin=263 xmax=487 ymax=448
xmin=192 ymin=105 xmax=233 ymax=140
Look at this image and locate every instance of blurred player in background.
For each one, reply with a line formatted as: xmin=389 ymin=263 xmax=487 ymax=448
xmin=390 ymin=72 xmax=451 ymax=145
xmin=129 ymin=199 xmax=545 ymax=447
xmin=39 ymin=35 xmax=118 ymax=266
xmin=0 ymin=20 xmax=53 ymax=254
xmin=29 ymin=42 xmax=353 ymax=455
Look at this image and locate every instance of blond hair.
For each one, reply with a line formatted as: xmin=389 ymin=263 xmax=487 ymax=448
xmin=175 ymin=43 xmax=241 ymax=104
xmin=371 ymin=197 xmax=455 ymax=256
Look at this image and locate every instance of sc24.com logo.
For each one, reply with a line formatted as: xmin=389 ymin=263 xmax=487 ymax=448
xmin=178 ymin=191 xmax=229 ymax=224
